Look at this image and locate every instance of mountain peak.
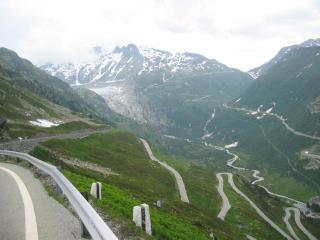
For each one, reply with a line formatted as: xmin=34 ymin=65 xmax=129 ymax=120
xmin=113 ymin=43 xmax=140 ymax=56
xmin=249 ymin=37 xmax=320 ymax=79
xmin=41 ymin=44 xmax=240 ymax=85
xmin=300 ymin=38 xmax=320 ymax=48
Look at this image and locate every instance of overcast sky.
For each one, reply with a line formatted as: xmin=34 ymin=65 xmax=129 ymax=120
xmin=0 ymin=0 xmax=319 ymax=70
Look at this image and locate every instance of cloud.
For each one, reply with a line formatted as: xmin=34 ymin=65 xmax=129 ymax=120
xmin=0 ymin=0 xmax=319 ymax=70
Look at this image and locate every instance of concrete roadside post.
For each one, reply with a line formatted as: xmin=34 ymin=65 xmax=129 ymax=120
xmin=133 ymin=203 xmax=152 ymax=235
xmin=90 ymin=182 xmax=102 ymax=200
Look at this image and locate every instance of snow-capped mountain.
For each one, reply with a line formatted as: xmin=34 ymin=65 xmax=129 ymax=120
xmin=41 ymin=44 xmax=233 ymax=85
xmin=41 ymin=44 xmax=252 ymax=131
xmin=249 ymin=38 xmax=320 ymax=79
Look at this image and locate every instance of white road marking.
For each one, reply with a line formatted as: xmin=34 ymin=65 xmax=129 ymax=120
xmin=0 ymin=166 xmax=38 ymax=240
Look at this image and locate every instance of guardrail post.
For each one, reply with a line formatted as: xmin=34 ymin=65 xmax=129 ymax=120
xmin=133 ymin=203 xmax=152 ymax=236
xmin=80 ymin=192 xmax=91 ymax=238
xmin=55 ymin=166 xmax=63 ymax=196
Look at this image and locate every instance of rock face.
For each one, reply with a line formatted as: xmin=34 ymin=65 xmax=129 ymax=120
xmin=0 ymin=118 xmax=6 ymax=129
xmin=308 ymin=196 xmax=320 ymax=213
xmin=41 ymin=44 xmax=253 ymax=135
xmin=0 ymin=118 xmax=7 ymax=141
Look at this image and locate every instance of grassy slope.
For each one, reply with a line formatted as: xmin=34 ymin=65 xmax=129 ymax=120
xmin=238 ymin=46 xmax=320 ymax=134
xmin=64 ymin=170 xmax=211 ymax=240
xmin=5 ymin=121 xmax=104 ymax=139
xmin=31 ymin=130 xmax=226 ymax=239
xmin=0 ymin=47 xmax=117 ymax=140
xmin=204 ymin=107 xmax=319 ymax=201
xmin=33 ymin=129 xmax=291 ymax=239
xmin=152 ymin=147 xmax=297 ymax=240
xmin=25 ymin=126 xmax=319 ymax=239
xmin=0 ymin=68 xmax=106 ymax=139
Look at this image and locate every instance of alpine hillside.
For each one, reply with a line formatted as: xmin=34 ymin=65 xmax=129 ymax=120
xmin=233 ymin=39 xmax=320 ymax=135
xmin=0 ymin=47 xmax=114 ymax=140
xmin=41 ymin=44 xmax=253 ymax=136
xmin=249 ymin=38 xmax=320 ymax=79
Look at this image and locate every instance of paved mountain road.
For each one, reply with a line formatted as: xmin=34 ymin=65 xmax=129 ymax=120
xmin=0 ymin=162 xmax=82 ymax=240
xmin=223 ymin=103 xmax=320 ymax=141
xmin=216 ymin=173 xmax=231 ymax=220
xmin=284 ymin=207 xmax=318 ymax=240
xmin=0 ymin=128 xmax=110 ymax=152
xmin=284 ymin=208 xmax=301 ymax=240
xmin=140 ymin=138 xmax=190 ymax=203
xmin=217 ymin=172 xmax=294 ymax=240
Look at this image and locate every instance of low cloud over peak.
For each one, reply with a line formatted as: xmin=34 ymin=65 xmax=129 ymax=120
xmin=0 ymin=0 xmax=319 ymax=70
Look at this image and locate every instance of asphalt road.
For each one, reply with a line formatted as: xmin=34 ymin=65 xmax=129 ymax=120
xmin=0 ymin=128 xmax=110 ymax=152
xmin=216 ymin=172 xmax=293 ymax=240
xmin=223 ymin=103 xmax=320 ymax=141
xmin=284 ymin=208 xmax=301 ymax=240
xmin=216 ymin=173 xmax=231 ymax=220
xmin=140 ymin=138 xmax=190 ymax=203
xmin=284 ymin=207 xmax=318 ymax=240
xmin=0 ymin=162 xmax=82 ymax=240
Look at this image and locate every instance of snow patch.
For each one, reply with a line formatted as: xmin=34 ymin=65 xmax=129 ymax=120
xmin=296 ymin=72 xmax=303 ymax=78
xmin=265 ymin=107 xmax=273 ymax=113
xmin=225 ymin=141 xmax=239 ymax=149
xmin=201 ymin=132 xmax=214 ymax=140
xmin=164 ymin=135 xmax=179 ymax=139
xmin=29 ymin=119 xmax=62 ymax=128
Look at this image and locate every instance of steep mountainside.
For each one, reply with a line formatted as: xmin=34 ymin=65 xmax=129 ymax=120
xmin=249 ymin=38 xmax=320 ymax=79
xmin=0 ymin=48 xmax=115 ymax=124
xmin=41 ymin=44 xmax=253 ymax=135
xmin=234 ymin=45 xmax=320 ymax=135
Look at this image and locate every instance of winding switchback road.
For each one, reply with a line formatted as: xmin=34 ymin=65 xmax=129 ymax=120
xmin=0 ymin=162 xmax=81 ymax=240
xmin=216 ymin=173 xmax=231 ymax=220
xmin=284 ymin=207 xmax=318 ymax=240
xmin=284 ymin=208 xmax=301 ymax=240
xmin=219 ymin=172 xmax=294 ymax=240
xmin=201 ymin=109 xmax=298 ymax=239
xmin=223 ymin=103 xmax=320 ymax=141
xmin=0 ymin=128 xmax=110 ymax=152
xmin=140 ymin=138 xmax=190 ymax=203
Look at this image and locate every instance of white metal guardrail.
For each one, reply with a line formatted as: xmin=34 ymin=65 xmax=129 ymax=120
xmin=0 ymin=150 xmax=118 ymax=240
